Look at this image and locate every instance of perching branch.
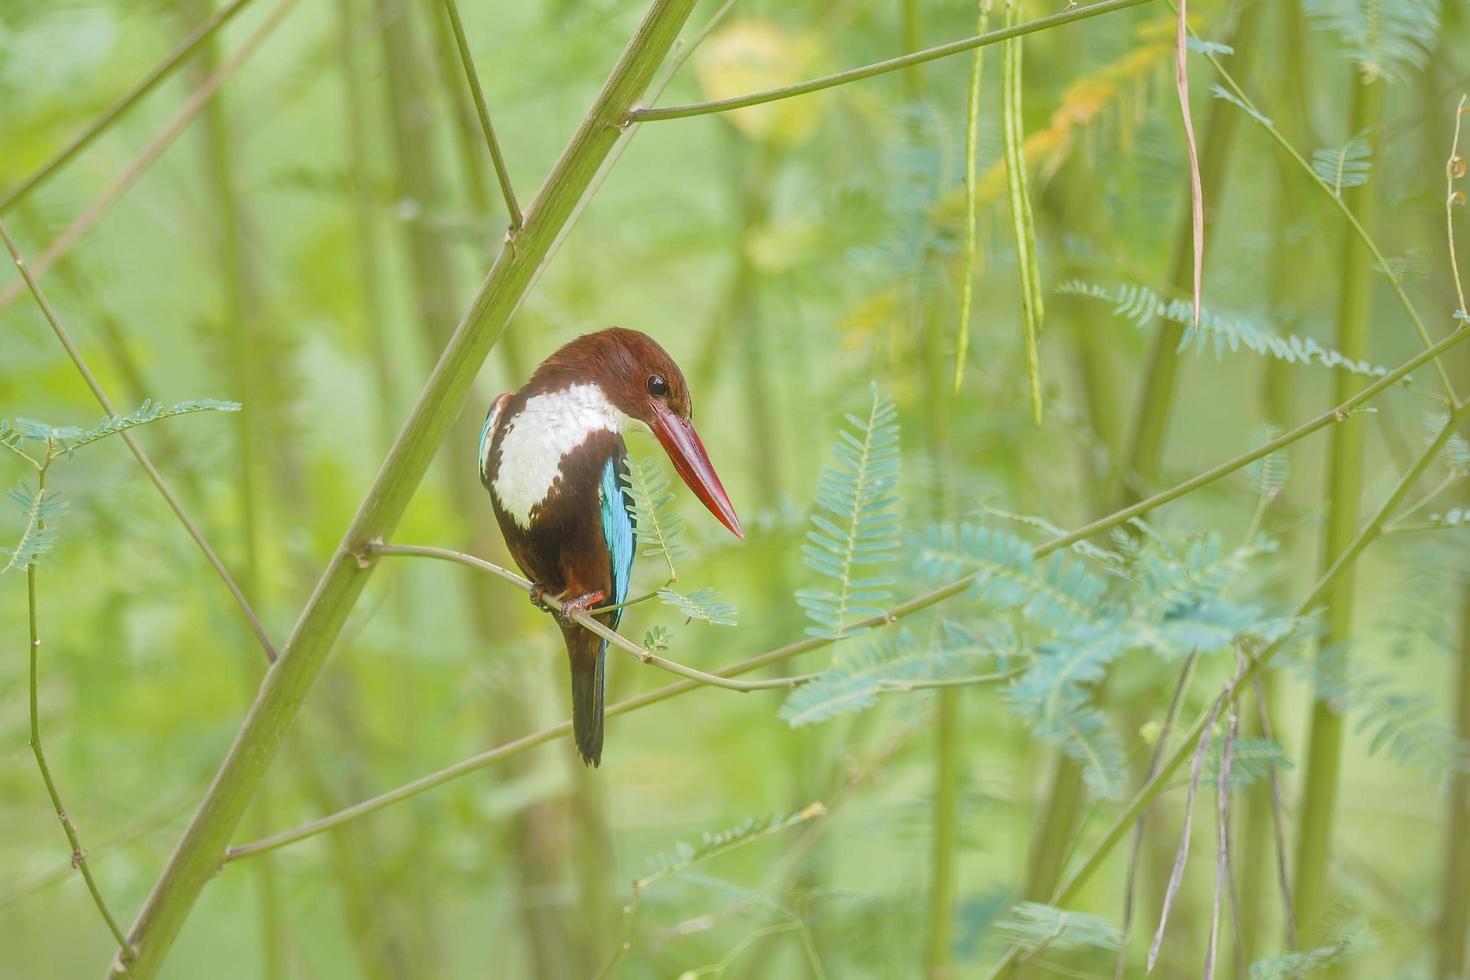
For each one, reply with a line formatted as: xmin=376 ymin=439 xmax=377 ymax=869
xmin=624 ymin=0 xmax=1151 ymax=122
xmin=0 ymin=0 xmax=299 ymax=316
xmin=368 ymin=543 xmax=814 ymax=692
xmin=0 ymin=0 xmax=260 ymax=213
xmin=440 ymin=0 xmax=522 ymax=230
xmin=226 ymin=328 xmax=1470 ymax=863
xmin=984 ymin=395 xmax=1470 ymax=978
xmin=24 ymin=461 xmax=136 ymax=968
xmin=0 ymin=219 xmax=278 ymax=664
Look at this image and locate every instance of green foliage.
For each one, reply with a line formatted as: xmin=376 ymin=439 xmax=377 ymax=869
xmin=1305 ymin=0 xmax=1440 ymax=83
xmin=0 ymin=483 xmax=65 ymax=574
xmin=794 ymin=384 xmax=902 ymax=640
xmin=1310 ymin=136 xmax=1372 ymax=196
xmin=622 ymin=455 xmax=686 ymax=580
xmin=1210 ymin=83 xmax=1271 ymax=126
xmin=1057 ymin=280 xmax=1390 ymax=378
xmin=1249 ymin=910 xmax=1377 ymax=978
xmin=993 ymin=901 xmax=1123 ymax=954
xmin=642 ymin=625 xmax=674 ymax=652
xmin=1204 ymin=736 xmax=1293 ymax=791
xmin=1246 ymin=424 xmax=1290 ymax=500
xmin=656 ymin=586 xmax=737 ymax=626
xmin=635 ymin=804 xmax=826 ymax=893
xmin=1306 ymin=648 xmax=1470 ymax=779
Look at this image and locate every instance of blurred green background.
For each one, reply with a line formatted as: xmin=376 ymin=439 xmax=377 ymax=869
xmin=2 ymin=0 xmax=1469 ymax=977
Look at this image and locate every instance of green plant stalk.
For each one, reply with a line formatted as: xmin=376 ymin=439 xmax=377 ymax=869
xmin=183 ymin=3 xmax=284 ymax=972
xmin=334 ymin=0 xmax=398 ymax=451
xmin=985 ymin=394 xmax=1470 ymax=979
xmin=1018 ymin=4 xmax=1261 ymax=937
xmin=440 ymin=0 xmax=521 ymax=228
xmin=0 ymin=0 xmax=258 ymax=212
xmin=0 ymin=220 xmax=280 ymax=666
xmin=106 ymin=4 xmax=700 ymax=974
xmin=627 ymin=0 xmax=1151 ymax=121
xmin=227 ymin=327 xmax=1470 ymax=859
xmin=1293 ymin=76 xmax=1382 ymax=933
xmin=25 ymin=464 xmax=136 ymax=967
xmin=926 ymin=684 xmax=961 ymax=979
xmin=1439 ymin=593 xmax=1470 ymax=980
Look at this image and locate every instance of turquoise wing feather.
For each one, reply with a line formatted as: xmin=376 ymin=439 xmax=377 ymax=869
xmin=599 ymin=455 xmax=637 ymax=628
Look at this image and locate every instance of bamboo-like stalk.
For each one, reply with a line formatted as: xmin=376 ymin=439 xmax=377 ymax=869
xmin=985 ymin=396 xmax=1470 ymax=978
xmin=106 ymin=5 xmax=702 ymax=974
xmin=181 ymin=2 xmax=284 ymax=971
xmin=1293 ymin=73 xmax=1383 ymax=933
xmin=1440 ymin=593 xmax=1470 ymax=980
xmin=227 ymin=328 xmax=1470 ymax=858
xmin=1017 ymin=3 xmax=1262 ymax=939
xmin=626 ymin=0 xmax=1150 ymax=122
xmin=439 ymin=0 xmax=521 ymax=229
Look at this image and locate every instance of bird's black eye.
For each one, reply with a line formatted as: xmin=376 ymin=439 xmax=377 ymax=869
xmin=647 ymin=375 xmax=668 ymax=397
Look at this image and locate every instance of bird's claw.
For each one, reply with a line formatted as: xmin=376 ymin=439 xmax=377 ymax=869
xmin=528 ymin=584 xmax=552 ymax=610
xmin=558 ymin=591 xmax=606 ymax=624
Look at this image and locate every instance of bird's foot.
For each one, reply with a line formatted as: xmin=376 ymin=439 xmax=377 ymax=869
xmin=557 ymin=591 xmax=606 ymax=624
xmin=528 ymin=583 xmax=552 ymax=611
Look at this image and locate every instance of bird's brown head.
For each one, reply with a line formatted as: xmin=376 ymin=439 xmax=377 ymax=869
xmin=532 ymin=328 xmax=743 ymax=539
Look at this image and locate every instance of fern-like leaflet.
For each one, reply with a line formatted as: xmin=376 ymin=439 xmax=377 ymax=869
xmin=1204 ymin=736 xmax=1293 ymax=791
xmin=794 ymin=384 xmax=901 ymax=641
xmin=656 ymin=586 xmax=737 ymax=626
xmin=635 ymin=803 xmax=826 ymax=894
xmin=1057 ymin=280 xmax=1389 ymax=378
xmin=1304 ymin=0 xmax=1439 ymax=83
xmin=621 ymin=454 xmax=685 ymax=581
xmin=45 ymin=399 xmax=242 ymax=459
xmin=0 ymin=483 xmax=65 ymax=574
xmin=994 ymin=901 xmax=1123 ymax=954
xmin=1310 ymin=135 xmax=1372 ymax=197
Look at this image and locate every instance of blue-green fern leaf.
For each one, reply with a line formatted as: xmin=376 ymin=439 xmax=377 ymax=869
xmin=622 ymin=455 xmax=685 ymax=579
xmin=1204 ymin=737 xmax=1293 ymax=791
xmin=657 ymin=586 xmax=737 ymax=626
xmin=1310 ymin=135 xmax=1372 ymax=196
xmin=795 ymin=384 xmax=902 ymax=640
xmin=48 ymin=399 xmax=241 ymax=459
xmin=1305 ymin=0 xmax=1439 ymax=83
xmin=636 ymin=803 xmax=826 ymax=893
xmin=995 ymin=901 xmax=1123 ymax=954
xmin=1057 ymin=280 xmax=1389 ymax=377
xmin=0 ymin=482 xmax=65 ymax=574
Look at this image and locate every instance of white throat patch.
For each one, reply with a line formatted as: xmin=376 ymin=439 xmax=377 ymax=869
xmin=492 ymin=382 xmax=624 ymax=527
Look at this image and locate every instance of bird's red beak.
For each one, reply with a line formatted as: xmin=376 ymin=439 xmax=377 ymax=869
xmin=650 ymin=405 xmax=743 ymax=539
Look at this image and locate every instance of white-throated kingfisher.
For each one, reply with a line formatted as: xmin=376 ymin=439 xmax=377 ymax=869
xmin=479 ymin=328 xmax=743 ymax=766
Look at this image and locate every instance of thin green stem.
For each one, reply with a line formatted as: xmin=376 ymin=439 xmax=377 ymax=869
xmin=110 ymin=7 xmax=703 ymax=972
xmin=0 ymin=0 xmax=258 ymax=213
xmin=371 ymin=544 xmax=814 ymax=691
xmin=984 ymin=395 xmax=1470 ymax=979
xmin=0 ymin=219 xmax=278 ymax=664
xmin=953 ymin=1 xmax=989 ymax=392
xmin=1294 ymin=74 xmax=1381 ymax=932
xmin=25 ymin=464 xmax=136 ymax=968
xmin=226 ymin=328 xmax=1470 ymax=863
xmin=624 ymin=0 xmax=1152 ymax=122
xmin=441 ymin=0 xmax=522 ymax=229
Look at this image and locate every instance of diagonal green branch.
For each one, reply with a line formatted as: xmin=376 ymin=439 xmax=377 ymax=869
xmin=0 ymin=0 xmax=260 ymax=213
xmin=107 ymin=3 xmax=701 ymax=975
xmin=440 ymin=0 xmax=522 ymax=230
xmin=624 ymin=0 xmax=1151 ymax=122
xmin=224 ymin=328 xmax=1470 ymax=862
xmin=371 ymin=543 xmax=814 ymax=691
xmin=0 ymin=219 xmax=279 ymax=664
